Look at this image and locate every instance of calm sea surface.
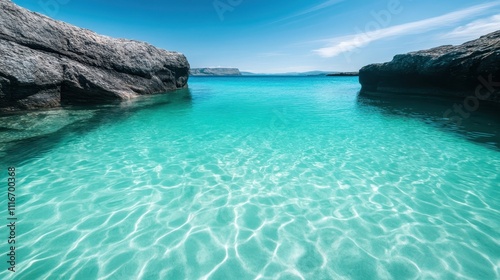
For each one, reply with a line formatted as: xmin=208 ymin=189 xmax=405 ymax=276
xmin=1 ymin=76 xmax=499 ymax=279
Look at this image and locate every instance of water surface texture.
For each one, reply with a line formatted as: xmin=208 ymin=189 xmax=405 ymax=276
xmin=1 ymin=76 xmax=499 ymax=279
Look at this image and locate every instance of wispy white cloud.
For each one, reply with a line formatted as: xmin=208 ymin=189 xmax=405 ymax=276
xmin=443 ymin=14 xmax=500 ymax=40
xmin=292 ymin=0 xmax=346 ymax=18
xmin=313 ymin=2 xmax=500 ymax=58
xmin=273 ymin=0 xmax=345 ymax=24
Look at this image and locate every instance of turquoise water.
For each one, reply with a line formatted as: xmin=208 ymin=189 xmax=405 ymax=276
xmin=1 ymin=76 xmax=499 ymax=279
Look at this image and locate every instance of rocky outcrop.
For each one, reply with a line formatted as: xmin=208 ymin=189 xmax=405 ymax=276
xmin=359 ymin=30 xmax=500 ymax=104
xmin=0 ymin=0 xmax=189 ymax=111
xmin=190 ymin=68 xmax=241 ymax=76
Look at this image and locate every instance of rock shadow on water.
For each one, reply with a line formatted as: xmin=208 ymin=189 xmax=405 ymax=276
xmin=356 ymin=91 xmax=500 ymax=151
xmin=0 ymin=88 xmax=193 ymax=166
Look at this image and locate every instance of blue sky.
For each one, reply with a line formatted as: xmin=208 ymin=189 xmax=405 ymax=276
xmin=12 ymin=0 xmax=500 ymax=73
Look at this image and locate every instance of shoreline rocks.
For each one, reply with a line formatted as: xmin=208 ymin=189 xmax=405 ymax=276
xmin=359 ymin=30 xmax=500 ymax=105
xmin=0 ymin=0 xmax=190 ymax=112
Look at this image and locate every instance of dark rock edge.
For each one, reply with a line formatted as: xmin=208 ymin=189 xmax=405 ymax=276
xmin=359 ymin=30 xmax=500 ymax=105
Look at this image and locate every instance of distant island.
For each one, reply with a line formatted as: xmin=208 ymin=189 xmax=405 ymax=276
xmin=190 ymin=68 xmax=241 ymax=76
xmin=241 ymin=71 xmax=331 ymax=76
xmin=326 ymin=72 xmax=359 ymax=76
xmin=190 ymin=70 xmax=358 ymax=77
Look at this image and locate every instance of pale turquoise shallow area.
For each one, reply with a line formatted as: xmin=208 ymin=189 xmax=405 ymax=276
xmin=1 ymin=76 xmax=499 ymax=279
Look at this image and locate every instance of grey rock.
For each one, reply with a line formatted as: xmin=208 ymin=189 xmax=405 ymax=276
xmin=326 ymin=72 xmax=359 ymax=76
xmin=359 ymin=30 xmax=500 ymax=104
xmin=0 ymin=0 xmax=189 ymax=111
xmin=190 ymin=68 xmax=241 ymax=76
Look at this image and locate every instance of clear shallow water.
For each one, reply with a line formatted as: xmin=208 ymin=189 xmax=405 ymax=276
xmin=1 ymin=76 xmax=499 ymax=279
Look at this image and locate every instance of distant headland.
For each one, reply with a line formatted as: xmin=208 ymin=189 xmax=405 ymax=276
xmin=190 ymin=68 xmax=241 ymax=76
xmin=190 ymin=69 xmax=359 ymax=77
xmin=326 ymin=72 xmax=359 ymax=77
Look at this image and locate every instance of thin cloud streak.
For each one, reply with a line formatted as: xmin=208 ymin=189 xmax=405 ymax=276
xmin=271 ymin=0 xmax=345 ymax=24
xmin=293 ymin=0 xmax=346 ymax=18
xmin=443 ymin=14 xmax=500 ymax=40
xmin=313 ymin=2 xmax=500 ymax=58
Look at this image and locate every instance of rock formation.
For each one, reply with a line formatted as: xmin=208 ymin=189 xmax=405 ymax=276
xmin=359 ymin=30 xmax=500 ymax=104
xmin=0 ymin=0 xmax=189 ymax=111
xmin=190 ymin=68 xmax=241 ymax=76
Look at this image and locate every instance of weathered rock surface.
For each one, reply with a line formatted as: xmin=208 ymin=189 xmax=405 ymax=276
xmin=190 ymin=68 xmax=241 ymax=76
xmin=359 ymin=30 xmax=500 ymax=104
xmin=0 ymin=0 xmax=189 ymax=111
